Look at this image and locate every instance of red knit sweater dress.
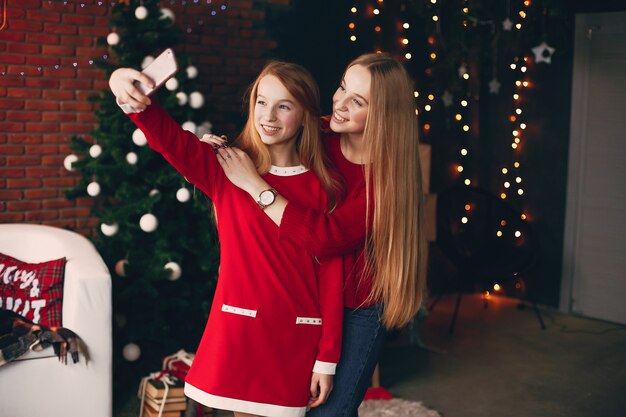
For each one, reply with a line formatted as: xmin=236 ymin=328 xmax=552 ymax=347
xmin=125 ymin=103 xmax=344 ymax=417
xmin=279 ymin=125 xmax=374 ymax=309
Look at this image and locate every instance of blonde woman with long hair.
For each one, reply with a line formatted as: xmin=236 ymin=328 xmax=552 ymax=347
xmin=109 ymin=61 xmax=345 ymax=417
xmin=209 ymin=53 xmax=426 ymax=417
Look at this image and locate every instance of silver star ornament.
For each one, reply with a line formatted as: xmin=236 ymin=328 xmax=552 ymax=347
xmin=532 ymin=42 xmax=556 ymax=64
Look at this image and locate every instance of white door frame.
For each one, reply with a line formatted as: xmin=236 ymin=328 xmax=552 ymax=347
xmin=560 ymin=11 xmax=626 ymax=319
xmin=559 ymin=13 xmax=591 ymax=313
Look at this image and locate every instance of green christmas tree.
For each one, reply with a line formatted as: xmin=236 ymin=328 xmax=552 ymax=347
xmin=65 ymin=0 xmax=219 ymax=388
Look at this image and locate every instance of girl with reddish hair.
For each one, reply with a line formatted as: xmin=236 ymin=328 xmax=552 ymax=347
xmin=109 ymin=60 xmax=344 ymax=417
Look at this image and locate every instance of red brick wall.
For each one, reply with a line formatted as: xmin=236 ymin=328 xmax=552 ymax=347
xmin=0 ymin=0 xmax=290 ymax=234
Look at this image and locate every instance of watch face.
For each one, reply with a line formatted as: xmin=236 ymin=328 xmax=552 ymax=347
xmin=259 ymin=190 xmax=275 ymax=205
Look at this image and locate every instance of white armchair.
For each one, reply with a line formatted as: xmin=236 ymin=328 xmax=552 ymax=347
xmin=0 ymin=223 xmax=112 ymax=417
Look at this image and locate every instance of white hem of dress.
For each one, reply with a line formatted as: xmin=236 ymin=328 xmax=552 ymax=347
xmin=185 ymin=382 xmax=307 ymax=417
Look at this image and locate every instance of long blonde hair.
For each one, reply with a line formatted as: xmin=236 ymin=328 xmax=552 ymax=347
xmin=350 ymin=53 xmax=426 ymax=329
xmin=235 ymin=61 xmax=342 ymax=208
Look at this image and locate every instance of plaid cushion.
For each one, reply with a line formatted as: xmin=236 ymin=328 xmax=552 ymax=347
xmin=0 ymin=253 xmax=66 ymax=327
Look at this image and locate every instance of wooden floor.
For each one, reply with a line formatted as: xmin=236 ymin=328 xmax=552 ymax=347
xmin=379 ymin=293 xmax=626 ymax=417
xmin=117 ymin=293 xmax=626 ymax=417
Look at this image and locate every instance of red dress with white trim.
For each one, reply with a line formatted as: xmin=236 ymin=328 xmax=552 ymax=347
xmin=125 ymin=103 xmax=343 ymax=417
xmin=279 ymin=123 xmax=375 ymax=309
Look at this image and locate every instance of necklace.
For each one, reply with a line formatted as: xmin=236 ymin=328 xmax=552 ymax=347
xmin=269 ymin=164 xmax=308 ymax=176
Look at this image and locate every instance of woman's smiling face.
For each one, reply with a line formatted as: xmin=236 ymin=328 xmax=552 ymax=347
xmin=330 ymin=64 xmax=371 ymax=136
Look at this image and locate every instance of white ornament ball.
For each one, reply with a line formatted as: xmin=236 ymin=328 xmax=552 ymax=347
xmin=165 ymin=77 xmax=179 ymax=91
xmin=106 ymin=32 xmax=120 ymax=46
xmin=176 ymin=92 xmax=188 ymax=106
xmin=141 ymin=55 xmax=155 ymax=70
xmin=186 ymin=66 xmax=198 ymax=79
xmin=132 ymin=128 xmax=147 ymax=146
xmin=63 ymin=154 xmax=79 ymax=171
xmin=87 ymin=181 xmax=101 ymax=197
xmin=89 ymin=144 xmax=102 ymax=158
xmin=196 ymin=121 xmax=213 ymax=138
xmin=101 ymin=222 xmax=119 ymax=237
xmin=115 ymin=259 xmax=128 ymax=277
xmin=182 ymin=121 xmax=197 ymax=133
xmin=139 ymin=213 xmax=158 ymax=232
xmin=189 ymin=91 xmax=204 ymax=109
xmin=176 ymin=187 xmax=191 ymax=203
xmin=135 ymin=6 xmax=148 ymax=20
xmin=126 ymin=152 xmax=138 ymax=165
xmin=122 ymin=343 xmax=141 ymax=362
xmin=165 ymin=261 xmax=182 ymax=281
xmin=160 ymin=8 xmax=175 ymax=22
xmin=149 ymin=188 xmax=160 ymax=197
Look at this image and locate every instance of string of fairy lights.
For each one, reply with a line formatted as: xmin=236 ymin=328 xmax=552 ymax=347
xmin=499 ymin=0 xmax=533 ymax=222
xmin=345 ymin=0 xmax=554 ymax=296
xmin=0 ymin=0 xmax=228 ymax=78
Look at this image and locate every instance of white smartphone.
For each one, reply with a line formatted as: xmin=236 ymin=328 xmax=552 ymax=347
xmin=136 ymin=48 xmax=178 ymax=96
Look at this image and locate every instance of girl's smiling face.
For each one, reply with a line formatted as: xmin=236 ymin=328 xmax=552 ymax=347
xmin=254 ymin=74 xmax=304 ymax=150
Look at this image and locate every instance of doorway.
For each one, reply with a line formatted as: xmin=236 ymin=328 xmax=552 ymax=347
xmin=561 ymin=11 xmax=626 ymax=325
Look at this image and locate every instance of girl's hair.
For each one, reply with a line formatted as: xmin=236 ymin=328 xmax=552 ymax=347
xmin=235 ymin=61 xmax=342 ymax=209
xmin=348 ymin=53 xmax=426 ymax=329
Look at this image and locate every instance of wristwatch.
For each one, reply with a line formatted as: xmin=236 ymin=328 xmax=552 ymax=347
xmin=256 ymin=188 xmax=278 ymax=210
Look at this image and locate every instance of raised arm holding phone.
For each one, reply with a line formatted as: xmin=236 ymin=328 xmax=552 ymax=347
xmin=109 ymin=56 xmax=344 ymax=417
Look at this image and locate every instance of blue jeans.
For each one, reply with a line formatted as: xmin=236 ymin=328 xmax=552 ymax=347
xmin=307 ymin=305 xmax=387 ymax=417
